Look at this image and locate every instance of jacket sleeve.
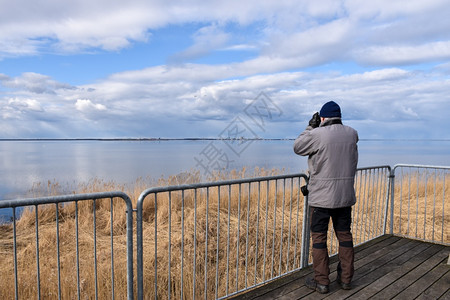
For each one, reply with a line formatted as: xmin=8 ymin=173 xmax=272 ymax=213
xmin=293 ymin=126 xmax=317 ymax=156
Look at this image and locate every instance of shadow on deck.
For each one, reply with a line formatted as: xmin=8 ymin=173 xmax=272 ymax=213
xmin=229 ymin=235 xmax=450 ymax=299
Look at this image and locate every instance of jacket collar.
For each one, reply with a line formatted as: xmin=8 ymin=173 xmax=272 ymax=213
xmin=320 ymin=117 xmax=342 ymax=127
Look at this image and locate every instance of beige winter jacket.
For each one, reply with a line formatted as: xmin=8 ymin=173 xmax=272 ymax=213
xmin=293 ymin=118 xmax=359 ymax=208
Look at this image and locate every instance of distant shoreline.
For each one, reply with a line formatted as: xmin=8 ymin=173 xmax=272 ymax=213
xmin=0 ymin=138 xmax=449 ymax=142
xmin=0 ymin=137 xmax=292 ymax=141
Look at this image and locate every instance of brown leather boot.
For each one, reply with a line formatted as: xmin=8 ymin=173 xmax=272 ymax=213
xmin=305 ymin=277 xmax=329 ymax=294
xmin=336 ymin=273 xmax=352 ymax=290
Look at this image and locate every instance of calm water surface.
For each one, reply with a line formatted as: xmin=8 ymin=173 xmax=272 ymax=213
xmin=1 ymin=139 xmax=449 ymax=200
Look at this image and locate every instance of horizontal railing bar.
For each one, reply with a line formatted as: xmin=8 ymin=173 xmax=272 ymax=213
xmin=391 ymin=233 xmax=450 ymax=246
xmin=392 ymin=164 xmax=450 ymax=172
xmin=358 ymin=165 xmax=391 ymax=171
xmin=0 ymin=191 xmax=130 ymax=208
xmin=138 ymin=173 xmax=308 ymax=196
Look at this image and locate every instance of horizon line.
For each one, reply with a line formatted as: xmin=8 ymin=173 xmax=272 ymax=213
xmin=1 ymin=137 xmax=450 ymax=142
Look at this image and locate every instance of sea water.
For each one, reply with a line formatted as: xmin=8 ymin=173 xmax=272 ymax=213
xmin=0 ymin=139 xmax=449 ymax=200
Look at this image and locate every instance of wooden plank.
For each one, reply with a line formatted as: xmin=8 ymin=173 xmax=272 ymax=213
xmin=275 ymin=285 xmax=314 ymax=300
xmin=393 ymin=253 xmax=450 ymax=300
xmin=415 ymin=266 xmax=450 ymax=300
xmin=330 ymin=235 xmax=402 ymax=272
xmin=262 ymin=235 xmax=401 ymax=300
xmin=226 ymin=236 xmax=450 ymax=300
xmin=370 ymin=246 xmax=448 ymax=300
xmin=229 ymin=235 xmax=397 ymax=300
xmin=349 ymin=243 xmax=442 ymax=299
xmin=439 ymin=289 xmax=450 ymax=300
xmin=278 ymin=237 xmax=416 ymax=300
xmin=313 ymin=239 xmax=427 ymax=300
xmin=252 ymin=269 xmax=314 ymax=300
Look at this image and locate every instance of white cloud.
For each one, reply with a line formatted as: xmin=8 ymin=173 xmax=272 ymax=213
xmin=356 ymin=41 xmax=450 ymax=65
xmin=0 ymin=72 xmax=74 ymax=94
xmin=75 ymin=99 xmax=106 ymax=113
xmin=53 ymin=7 xmax=151 ymax=51
xmin=344 ymin=0 xmax=447 ymax=21
xmin=2 ymin=63 xmax=447 ymax=139
xmin=264 ymin=18 xmax=353 ymax=60
xmin=169 ymin=24 xmax=230 ymax=63
xmin=1 ymin=1 xmax=450 ymax=139
xmin=8 ymin=98 xmax=43 ymax=112
xmin=0 ymin=0 xmax=449 ymax=75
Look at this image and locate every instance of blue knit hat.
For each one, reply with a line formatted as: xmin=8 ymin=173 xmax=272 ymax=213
xmin=319 ymin=101 xmax=341 ymax=118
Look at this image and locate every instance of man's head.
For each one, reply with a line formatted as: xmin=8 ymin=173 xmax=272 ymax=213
xmin=319 ymin=101 xmax=341 ymax=119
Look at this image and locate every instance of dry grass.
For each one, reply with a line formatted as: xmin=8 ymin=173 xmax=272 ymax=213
xmin=0 ymin=167 xmax=448 ymax=299
xmin=140 ymin=182 xmax=305 ymax=298
xmin=390 ymin=170 xmax=449 ymax=243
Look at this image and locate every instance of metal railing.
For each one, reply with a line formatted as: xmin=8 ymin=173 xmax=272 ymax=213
xmin=0 ymin=164 xmax=447 ymax=299
xmin=136 ymin=173 xmax=309 ymax=299
xmin=389 ymin=164 xmax=449 ymax=245
xmin=0 ymin=192 xmax=134 ymax=300
xmin=135 ymin=165 xmax=393 ymax=299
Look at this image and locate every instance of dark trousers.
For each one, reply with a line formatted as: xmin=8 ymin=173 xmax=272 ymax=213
xmin=310 ymin=206 xmax=354 ymax=285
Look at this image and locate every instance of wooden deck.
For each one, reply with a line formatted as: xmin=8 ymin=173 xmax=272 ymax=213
xmin=230 ymin=235 xmax=450 ymax=299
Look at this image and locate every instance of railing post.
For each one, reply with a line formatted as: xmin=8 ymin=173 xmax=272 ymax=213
xmin=126 ymin=200 xmax=134 ymax=300
xmin=300 ymin=189 xmax=310 ymax=269
xmin=136 ymin=194 xmax=144 ymax=300
xmin=389 ymin=170 xmax=396 ymax=235
xmin=301 ymin=203 xmax=310 ymax=268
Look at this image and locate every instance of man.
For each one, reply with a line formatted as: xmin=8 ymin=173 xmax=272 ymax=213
xmin=293 ymin=101 xmax=358 ymax=294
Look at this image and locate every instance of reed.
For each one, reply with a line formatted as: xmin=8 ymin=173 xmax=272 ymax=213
xmin=390 ymin=170 xmax=449 ymax=243
xmin=140 ymin=179 xmax=305 ymax=298
xmin=0 ymin=167 xmax=447 ymax=299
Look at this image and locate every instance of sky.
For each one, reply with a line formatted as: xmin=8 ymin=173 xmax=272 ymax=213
xmin=1 ymin=0 xmax=450 ymax=139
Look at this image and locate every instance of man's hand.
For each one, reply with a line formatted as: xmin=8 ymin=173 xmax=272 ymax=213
xmin=308 ymin=112 xmax=321 ymax=128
